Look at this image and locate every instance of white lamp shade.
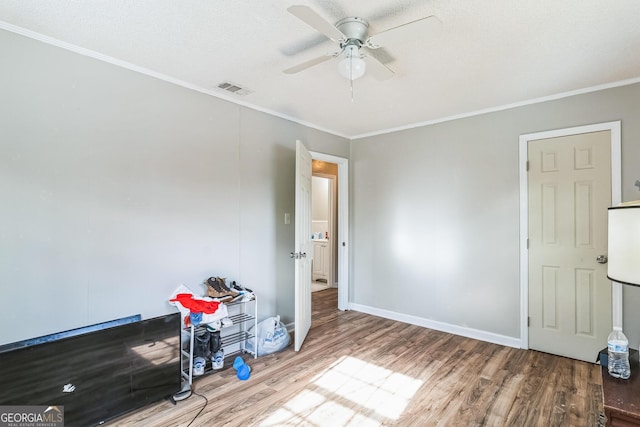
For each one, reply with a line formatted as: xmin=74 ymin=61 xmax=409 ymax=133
xmin=338 ymin=45 xmax=366 ymax=80
xmin=608 ymin=204 xmax=640 ymax=286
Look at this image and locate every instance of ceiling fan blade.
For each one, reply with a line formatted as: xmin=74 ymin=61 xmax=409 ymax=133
xmin=287 ymin=5 xmax=345 ymax=42
xmin=367 ymin=15 xmax=441 ymax=48
xmin=283 ymin=53 xmax=337 ymax=74
xmin=364 ymin=54 xmax=394 ymax=81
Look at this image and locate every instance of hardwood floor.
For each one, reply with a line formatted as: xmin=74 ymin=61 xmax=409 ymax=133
xmin=108 ymin=288 xmax=604 ymax=426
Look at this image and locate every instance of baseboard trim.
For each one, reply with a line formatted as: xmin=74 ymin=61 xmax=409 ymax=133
xmin=349 ymin=303 xmax=521 ymax=349
xmin=284 ymin=321 xmax=295 ymax=333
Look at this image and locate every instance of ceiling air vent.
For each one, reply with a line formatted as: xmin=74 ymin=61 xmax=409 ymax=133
xmin=217 ymin=81 xmax=253 ymax=96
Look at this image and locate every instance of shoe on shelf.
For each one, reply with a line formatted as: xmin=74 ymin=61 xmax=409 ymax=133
xmin=230 ymin=280 xmax=253 ymax=294
xmin=221 ymin=317 xmax=233 ymax=328
xmin=211 ymin=349 xmax=224 ymax=370
xmin=205 ymin=277 xmax=238 ymax=301
xmin=205 ymin=287 xmax=232 ymax=302
xmin=193 ymin=357 xmax=206 ymax=376
xmin=217 ymin=277 xmax=240 ymax=296
xmin=230 ymin=281 xmax=255 ymax=301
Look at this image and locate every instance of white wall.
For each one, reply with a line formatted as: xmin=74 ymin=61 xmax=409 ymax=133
xmin=0 ymin=29 xmax=348 ymax=345
xmin=350 ymin=82 xmax=640 ymax=346
xmin=312 ymin=176 xmax=330 ymax=237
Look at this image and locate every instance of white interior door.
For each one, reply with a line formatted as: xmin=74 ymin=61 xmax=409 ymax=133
xmin=294 ymin=140 xmax=313 ymax=352
xmin=528 ymin=131 xmax=612 ymax=362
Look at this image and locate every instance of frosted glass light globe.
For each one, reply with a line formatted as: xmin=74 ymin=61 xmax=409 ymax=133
xmin=338 ymin=45 xmax=366 ymax=80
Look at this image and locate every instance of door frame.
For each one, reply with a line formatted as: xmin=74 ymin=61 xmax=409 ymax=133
xmin=518 ymin=121 xmax=621 ymax=349
xmin=310 ymin=151 xmax=349 ymax=311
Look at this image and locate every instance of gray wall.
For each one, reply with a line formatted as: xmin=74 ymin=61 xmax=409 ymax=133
xmin=3 ymin=25 xmax=640 ymax=352
xmin=0 ymin=29 xmax=348 ymax=345
xmin=351 ymin=83 xmax=640 ymax=345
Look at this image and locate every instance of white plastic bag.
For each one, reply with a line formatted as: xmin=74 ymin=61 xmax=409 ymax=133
xmin=246 ymin=315 xmax=290 ymax=356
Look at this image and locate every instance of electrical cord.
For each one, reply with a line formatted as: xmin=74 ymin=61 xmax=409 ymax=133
xmin=186 ymin=390 xmax=209 ymax=427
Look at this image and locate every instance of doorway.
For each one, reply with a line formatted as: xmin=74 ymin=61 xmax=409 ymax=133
xmin=310 ymin=151 xmax=349 ymax=311
xmin=519 ymin=121 xmax=621 ymax=361
xmin=311 ymin=171 xmax=336 ymax=294
xmin=293 ymin=144 xmax=349 ymax=352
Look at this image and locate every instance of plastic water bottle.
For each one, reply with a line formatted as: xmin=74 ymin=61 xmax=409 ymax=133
xmin=608 ymin=326 xmax=630 ymax=379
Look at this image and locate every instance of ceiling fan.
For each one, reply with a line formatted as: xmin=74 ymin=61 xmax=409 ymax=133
xmin=283 ymin=5 xmax=441 ymax=81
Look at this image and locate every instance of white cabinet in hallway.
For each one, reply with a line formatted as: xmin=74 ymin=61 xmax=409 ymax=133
xmin=312 ymin=240 xmax=329 ymax=282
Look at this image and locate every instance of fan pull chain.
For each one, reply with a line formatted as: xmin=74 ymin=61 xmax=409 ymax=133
xmin=350 ymin=75 xmax=355 ymax=102
xmin=350 ymin=56 xmax=355 ymax=102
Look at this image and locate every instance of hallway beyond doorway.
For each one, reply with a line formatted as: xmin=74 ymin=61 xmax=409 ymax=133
xmin=311 ymin=280 xmax=331 ymax=293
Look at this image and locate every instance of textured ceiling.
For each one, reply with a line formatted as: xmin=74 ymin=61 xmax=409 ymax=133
xmin=1 ymin=0 xmax=640 ymax=138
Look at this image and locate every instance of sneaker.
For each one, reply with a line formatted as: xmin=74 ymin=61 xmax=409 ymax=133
xmin=216 ymin=277 xmax=240 ymax=296
xmin=221 ymin=317 xmax=233 ymax=328
xmin=193 ymin=357 xmax=206 ymax=376
xmin=230 ymin=281 xmax=255 ymax=301
xmin=230 ymin=281 xmax=253 ymax=294
xmin=205 ymin=277 xmax=237 ymax=301
xmin=205 ymin=288 xmax=233 ymax=302
xmin=211 ymin=349 xmax=224 ymax=370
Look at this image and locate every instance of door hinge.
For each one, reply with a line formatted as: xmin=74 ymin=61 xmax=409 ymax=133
xmin=528 ymin=316 xmax=530 ymax=327
xmin=526 ymin=238 xmax=529 ymax=249
xmin=526 ymin=160 xmax=529 ymax=171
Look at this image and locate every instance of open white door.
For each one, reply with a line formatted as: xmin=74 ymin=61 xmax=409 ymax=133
xmin=294 ymin=140 xmax=313 ymax=351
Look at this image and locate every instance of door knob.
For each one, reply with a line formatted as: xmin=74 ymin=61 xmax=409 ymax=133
xmin=597 ymin=255 xmax=608 ymax=264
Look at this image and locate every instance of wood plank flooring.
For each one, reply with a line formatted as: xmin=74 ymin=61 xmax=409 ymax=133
xmin=108 ymin=289 xmax=605 ymax=426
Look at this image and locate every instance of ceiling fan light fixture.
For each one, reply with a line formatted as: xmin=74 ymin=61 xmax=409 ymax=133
xmin=338 ymin=45 xmax=366 ymax=80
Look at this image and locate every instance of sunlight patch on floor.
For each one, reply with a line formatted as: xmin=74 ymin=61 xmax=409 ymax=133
xmin=261 ymin=389 xmax=360 ymax=426
xmin=260 ymin=356 xmax=423 ymax=426
xmin=312 ymin=356 xmax=423 ymax=420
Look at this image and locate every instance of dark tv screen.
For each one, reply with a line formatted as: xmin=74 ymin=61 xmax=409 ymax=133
xmin=0 ymin=313 xmax=181 ymax=426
